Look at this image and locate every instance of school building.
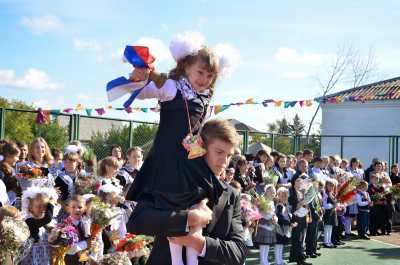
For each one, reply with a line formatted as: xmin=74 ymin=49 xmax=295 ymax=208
xmin=320 ymin=76 xmax=400 ymax=167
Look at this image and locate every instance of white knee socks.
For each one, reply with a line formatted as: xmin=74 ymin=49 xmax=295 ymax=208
xmin=170 ymin=242 xmax=184 ymax=265
xmin=324 ymin=225 xmax=333 ymax=245
xmin=274 ymin=244 xmax=283 ymax=265
xmin=344 ymin=217 xmax=352 ymax=234
xmin=259 ymin=245 xmax=270 ymax=265
xmin=169 ymin=225 xmax=202 ymax=265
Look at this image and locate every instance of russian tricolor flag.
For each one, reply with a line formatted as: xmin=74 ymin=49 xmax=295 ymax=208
xmin=106 ymin=46 xmax=155 ymax=107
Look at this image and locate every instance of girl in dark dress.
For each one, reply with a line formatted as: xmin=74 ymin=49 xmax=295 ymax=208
xmin=288 ymin=174 xmax=311 ymax=265
xmin=322 ymin=179 xmax=338 ymax=248
xmin=125 ymin=34 xmax=234 ymax=265
xmin=275 ymin=186 xmax=294 ymax=265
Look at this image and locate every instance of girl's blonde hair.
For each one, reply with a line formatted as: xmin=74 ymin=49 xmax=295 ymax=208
xmin=98 ymin=156 xmax=119 ymax=176
xmin=169 ymin=47 xmax=219 ymax=96
xmin=265 ymin=184 xmax=276 ymax=195
xmin=277 ymin=186 xmax=289 ymax=196
xmin=28 ymin=137 xmax=53 ymax=165
xmin=27 ymin=193 xmax=48 ymax=211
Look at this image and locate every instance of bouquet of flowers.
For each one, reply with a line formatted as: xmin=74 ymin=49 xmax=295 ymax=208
xmin=90 ymin=197 xmax=119 ymax=238
xmin=16 ymin=164 xmax=43 ymax=179
xmin=78 ymin=197 xmax=119 ymax=262
xmin=337 ymin=177 xmax=359 ymax=204
xmin=98 ymin=252 xmax=132 ymax=265
xmin=75 ymin=175 xmax=96 ymax=195
xmin=257 ymin=196 xmax=273 ymax=214
xmin=390 ymin=183 xmax=400 ymax=199
xmin=370 ymin=192 xmax=385 ymax=202
xmin=0 ymin=216 xmax=32 ymax=264
xmin=17 ymin=164 xmax=54 ymax=190
xmin=115 ymin=233 xmax=152 ymax=260
xmin=240 ymin=196 xmax=262 ymax=224
xmin=48 ymin=216 xmax=80 ymax=265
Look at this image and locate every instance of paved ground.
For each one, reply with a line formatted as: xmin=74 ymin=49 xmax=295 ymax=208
xmin=245 ymin=226 xmax=400 ymax=265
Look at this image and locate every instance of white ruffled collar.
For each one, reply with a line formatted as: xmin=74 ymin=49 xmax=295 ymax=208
xmin=177 ymin=77 xmax=210 ymax=100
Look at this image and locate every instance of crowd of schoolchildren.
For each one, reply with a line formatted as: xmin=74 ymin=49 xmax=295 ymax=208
xmin=0 ymin=138 xmax=144 ymax=265
xmin=0 ymin=136 xmax=399 ymax=265
xmin=220 ymin=149 xmax=400 ymax=265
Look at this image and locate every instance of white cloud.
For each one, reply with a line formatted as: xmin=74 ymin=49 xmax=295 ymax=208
xmin=0 ymin=68 xmax=62 ymax=91
xmin=21 ymin=15 xmax=63 ymax=34
xmin=73 ymin=39 xmax=103 ymax=52
xmin=134 ymin=37 xmax=172 ymax=64
xmin=274 ymin=48 xmax=325 ymax=66
xmin=32 ymin=99 xmax=53 ymax=109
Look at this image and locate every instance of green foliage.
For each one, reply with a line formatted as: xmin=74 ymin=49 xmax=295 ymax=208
xmin=32 ymin=121 xmax=69 ymax=149
xmin=89 ymin=123 xmax=158 ymax=160
xmin=0 ymin=97 xmax=69 ymax=148
xmin=274 ymin=136 xmax=292 ymax=154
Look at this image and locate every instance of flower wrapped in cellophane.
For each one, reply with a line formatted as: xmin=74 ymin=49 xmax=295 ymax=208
xmin=337 ymin=177 xmax=359 ymax=204
xmin=115 ymin=233 xmax=153 ymax=261
xmin=240 ymin=194 xmax=262 ymax=224
xmin=90 ymin=197 xmax=120 ymax=238
xmin=390 ymin=183 xmax=400 ymax=199
xmin=98 ymin=252 xmax=132 ymax=265
xmin=74 ymin=174 xmax=96 ymax=195
xmin=48 ymin=216 xmax=79 ymax=265
xmin=0 ymin=216 xmax=32 ymax=264
xmin=16 ymin=164 xmax=54 ymax=190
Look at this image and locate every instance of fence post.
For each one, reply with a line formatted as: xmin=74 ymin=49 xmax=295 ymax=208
xmin=128 ymin=121 xmax=134 ymax=148
xmin=69 ymin=114 xmax=81 ymax=141
xmin=340 ymin=136 xmax=344 ymax=158
xmin=0 ymin=108 xmax=5 ymax=139
xmin=243 ymin=131 xmax=249 ymax=154
xmin=396 ymin=136 xmax=399 ymax=163
xmin=271 ymin=134 xmax=275 ymax=151
xmin=291 ymin=136 xmax=296 ymax=154
xmin=68 ymin=114 xmax=74 ymax=141
xmin=75 ymin=114 xmax=80 ymax=140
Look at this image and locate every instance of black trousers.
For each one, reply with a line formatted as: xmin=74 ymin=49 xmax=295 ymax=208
xmin=290 ymin=226 xmax=307 ymax=262
xmin=305 ymin=220 xmax=318 ymax=254
xmin=370 ymin=204 xmax=385 ymax=234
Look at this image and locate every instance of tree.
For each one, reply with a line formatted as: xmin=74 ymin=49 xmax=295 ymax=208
xmin=268 ymin=117 xmax=291 ymax=134
xmin=288 ymin=114 xmax=305 ymax=136
xmin=306 ymin=45 xmax=378 ymax=138
xmin=32 ymin=121 xmax=69 ymax=149
xmin=0 ymin=97 xmax=69 ymax=148
xmin=89 ymin=123 xmax=158 ymax=160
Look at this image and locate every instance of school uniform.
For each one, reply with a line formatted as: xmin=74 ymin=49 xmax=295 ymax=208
xmin=368 ymin=184 xmax=385 ymax=235
xmin=22 ymin=203 xmax=54 ymax=265
xmin=323 ymin=192 xmax=337 ymax=247
xmin=356 ymin=191 xmax=370 ymax=237
xmin=54 ymin=169 xmax=76 ymax=202
xmin=65 ymin=218 xmax=90 ymax=265
xmin=288 ymin=187 xmax=308 ymax=263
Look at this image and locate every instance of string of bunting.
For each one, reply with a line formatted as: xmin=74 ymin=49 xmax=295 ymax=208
xmin=34 ymin=94 xmax=388 ymax=124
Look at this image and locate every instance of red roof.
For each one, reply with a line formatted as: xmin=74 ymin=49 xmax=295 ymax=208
xmin=323 ymin=76 xmax=400 ymax=101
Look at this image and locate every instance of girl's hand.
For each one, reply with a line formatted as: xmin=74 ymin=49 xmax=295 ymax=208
xmin=129 ymin=68 xmax=150 ymax=82
xmin=291 ymin=222 xmax=298 ymax=228
xmin=188 ymin=199 xmax=213 ymax=228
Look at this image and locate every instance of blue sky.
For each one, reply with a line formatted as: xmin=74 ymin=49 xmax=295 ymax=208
xmin=1 ymin=0 xmax=400 ymax=131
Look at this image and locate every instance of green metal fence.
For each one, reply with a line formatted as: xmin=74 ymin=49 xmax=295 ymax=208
xmin=1 ymin=107 xmax=399 ymax=169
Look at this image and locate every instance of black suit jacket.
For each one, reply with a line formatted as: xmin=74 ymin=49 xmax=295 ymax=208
xmin=126 ymin=182 xmax=247 ymax=265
